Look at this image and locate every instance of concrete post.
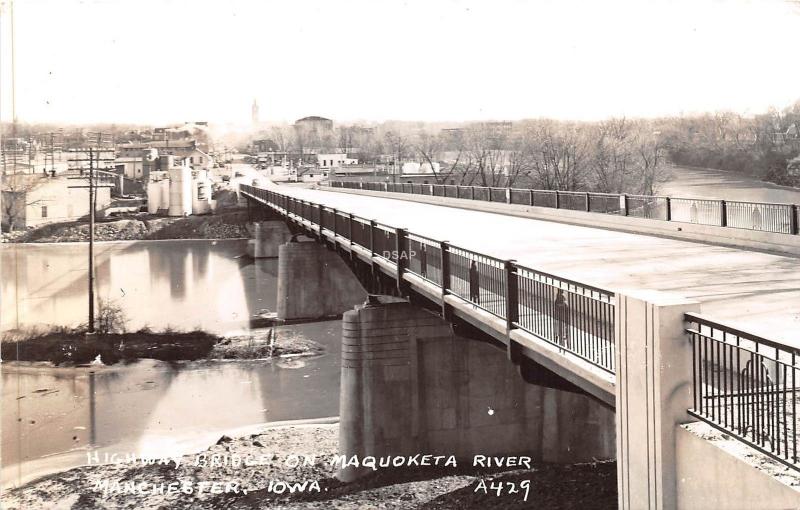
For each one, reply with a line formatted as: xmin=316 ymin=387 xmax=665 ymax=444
xmin=615 ymin=290 xmax=699 ymax=510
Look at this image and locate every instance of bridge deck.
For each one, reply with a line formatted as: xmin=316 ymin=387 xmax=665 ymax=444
xmin=273 ymin=184 xmax=800 ymax=348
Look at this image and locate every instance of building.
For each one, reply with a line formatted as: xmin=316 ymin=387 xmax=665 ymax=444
xmin=316 ymin=153 xmax=358 ymax=168
xmin=297 ymin=167 xmax=329 ymax=183
xmin=115 ymin=148 xmax=159 ymax=181
xmin=252 ymin=139 xmax=279 ymax=153
xmin=294 ymin=116 xmax=333 ymax=134
xmin=2 ymin=174 xmax=112 ymax=230
xmin=117 ymin=141 xmax=213 ymax=172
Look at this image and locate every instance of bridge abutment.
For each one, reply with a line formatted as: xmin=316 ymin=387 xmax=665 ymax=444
xmin=338 ymin=297 xmax=616 ymax=482
xmin=276 ymin=240 xmax=367 ymax=320
xmin=615 ymin=291 xmax=699 ymax=510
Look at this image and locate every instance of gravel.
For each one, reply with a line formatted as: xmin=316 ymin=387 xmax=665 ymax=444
xmin=3 ymin=424 xmax=619 ymax=510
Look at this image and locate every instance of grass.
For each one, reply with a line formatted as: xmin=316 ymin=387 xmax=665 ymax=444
xmin=1 ymin=326 xmax=220 ymax=365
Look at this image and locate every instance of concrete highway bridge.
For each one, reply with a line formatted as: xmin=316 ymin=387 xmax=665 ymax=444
xmin=240 ymin=181 xmax=800 ymax=509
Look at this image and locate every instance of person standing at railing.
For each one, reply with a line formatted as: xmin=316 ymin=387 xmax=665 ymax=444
xmin=469 ymin=260 xmax=480 ymax=304
xmin=554 ymin=288 xmax=570 ymax=350
xmin=419 ymin=244 xmax=428 ymax=278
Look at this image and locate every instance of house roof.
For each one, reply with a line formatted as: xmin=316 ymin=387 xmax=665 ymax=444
xmin=295 ymin=116 xmax=332 ymax=123
xmin=120 ymin=140 xmax=197 ymax=150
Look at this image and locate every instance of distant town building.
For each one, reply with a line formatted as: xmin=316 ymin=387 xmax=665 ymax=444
xmin=252 ymin=139 xmax=279 ymax=153
xmin=117 ymin=140 xmax=213 ymax=172
xmin=115 ymin=148 xmax=159 ymax=181
xmin=294 ymin=116 xmax=333 ymax=134
xmin=316 ymin=153 xmax=358 ymax=168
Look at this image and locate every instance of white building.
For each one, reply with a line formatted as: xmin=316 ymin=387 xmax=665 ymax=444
xmin=2 ymin=174 xmax=112 ymax=230
xmin=316 ymin=153 xmax=358 ymax=168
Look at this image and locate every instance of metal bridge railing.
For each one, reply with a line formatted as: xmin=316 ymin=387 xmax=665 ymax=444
xmin=327 ymin=180 xmax=800 ymax=236
xmin=686 ymin=313 xmax=799 ymax=472
xmin=516 ymin=267 xmax=616 ymax=374
xmin=243 ymin=184 xmax=800 ymax=407
xmin=240 ymin=183 xmax=618 ymax=375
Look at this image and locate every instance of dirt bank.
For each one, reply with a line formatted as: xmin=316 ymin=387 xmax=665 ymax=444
xmin=1 ymin=326 xmax=323 ymax=366
xmin=2 ymin=423 xmax=618 ymax=509
xmin=2 ymin=209 xmax=250 ymax=243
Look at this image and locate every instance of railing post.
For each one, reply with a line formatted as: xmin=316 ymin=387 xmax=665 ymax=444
xmin=529 ymin=189 xmax=534 ymax=206
xmin=369 ymin=220 xmax=377 ymax=257
xmin=332 ymin=207 xmax=338 ymax=238
xmin=665 ymin=196 xmax=672 ymax=221
xmin=348 ymin=213 xmax=355 ymax=245
xmin=791 ymin=204 xmax=799 ymax=235
xmin=504 ymin=259 xmax=521 ymax=363
xmin=585 ymin=192 xmax=591 ymax=212
xmin=470 ymin=186 xmax=475 ymax=200
xmin=555 ymin=190 xmax=560 ymax=209
xmin=429 ymin=184 xmax=434 ymax=195
xmin=395 ymin=228 xmax=409 ymax=296
xmin=506 ymin=188 xmax=511 ymax=204
xmin=720 ymin=199 xmax=727 ymax=227
xmin=440 ymin=241 xmax=451 ymax=319
xmin=622 ymin=194 xmax=629 ymax=216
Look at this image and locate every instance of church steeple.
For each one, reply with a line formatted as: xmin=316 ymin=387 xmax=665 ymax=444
xmin=251 ymin=98 xmax=259 ymax=125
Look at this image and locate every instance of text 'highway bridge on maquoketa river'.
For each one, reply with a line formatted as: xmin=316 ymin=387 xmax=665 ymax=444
xmin=239 ymin=179 xmax=800 ymax=510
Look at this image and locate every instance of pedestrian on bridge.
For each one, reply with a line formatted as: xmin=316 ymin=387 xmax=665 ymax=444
xmin=469 ymin=260 xmax=480 ymax=304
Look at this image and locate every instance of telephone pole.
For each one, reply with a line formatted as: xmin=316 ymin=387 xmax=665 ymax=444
xmin=68 ymin=140 xmax=115 ymax=333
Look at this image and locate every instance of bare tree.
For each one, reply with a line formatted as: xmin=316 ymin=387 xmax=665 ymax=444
xmin=2 ymin=173 xmax=45 ymax=231
xmin=383 ymin=131 xmax=410 ymax=177
xmin=529 ymin=121 xmax=589 ymax=191
xmin=337 ymin=126 xmax=354 ymax=154
xmin=463 ymin=123 xmax=509 ymax=187
xmin=270 ymin=126 xmax=291 ymax=152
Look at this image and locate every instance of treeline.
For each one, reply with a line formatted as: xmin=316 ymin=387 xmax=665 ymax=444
xmin=266 ymin=118 xmax=667 ymax=194
xmin=659 ymin=104 xmax=800 ymax=187
xmin=259 ymin=100 xmax=799 ymax=194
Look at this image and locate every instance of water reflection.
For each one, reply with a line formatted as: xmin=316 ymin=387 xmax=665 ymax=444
xmin=0 ymin=239 xmax=278 ymax=334
xmin=2 ymin=320 xmax=341 ymax=489
xmin=1 ymin=239 xmax=343 ymax=489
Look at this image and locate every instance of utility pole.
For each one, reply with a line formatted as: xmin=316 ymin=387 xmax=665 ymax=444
xmin=68 ymin=141 xmax=115 ymax=333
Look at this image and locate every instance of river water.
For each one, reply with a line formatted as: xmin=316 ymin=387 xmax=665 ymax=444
xmin=0 ymin=239 xmax=342 ymax=489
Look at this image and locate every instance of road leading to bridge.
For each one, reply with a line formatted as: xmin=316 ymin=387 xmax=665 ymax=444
xmin=269 ymin=183 xmax=800 ymax=347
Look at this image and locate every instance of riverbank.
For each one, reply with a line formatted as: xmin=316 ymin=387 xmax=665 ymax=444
xmin=1 ymin=326 xmax=324 ymax=366
xmin=1 ymin=423 xmax=617 ymax=509
xmin=1 ymin=209 xmax=251 ymax=244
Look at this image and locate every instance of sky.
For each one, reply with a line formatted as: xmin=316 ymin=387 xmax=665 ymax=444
xmin=0 ymin=0 xmax=799 ymax=127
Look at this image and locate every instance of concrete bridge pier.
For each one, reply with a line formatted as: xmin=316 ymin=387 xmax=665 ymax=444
xmin=245 ymin=221 xmax=292 ymax=258
xmin=338 ymin=296 xmax=616 ymax=482
xmin=276 ymin=240 xmax=367 ymax=320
